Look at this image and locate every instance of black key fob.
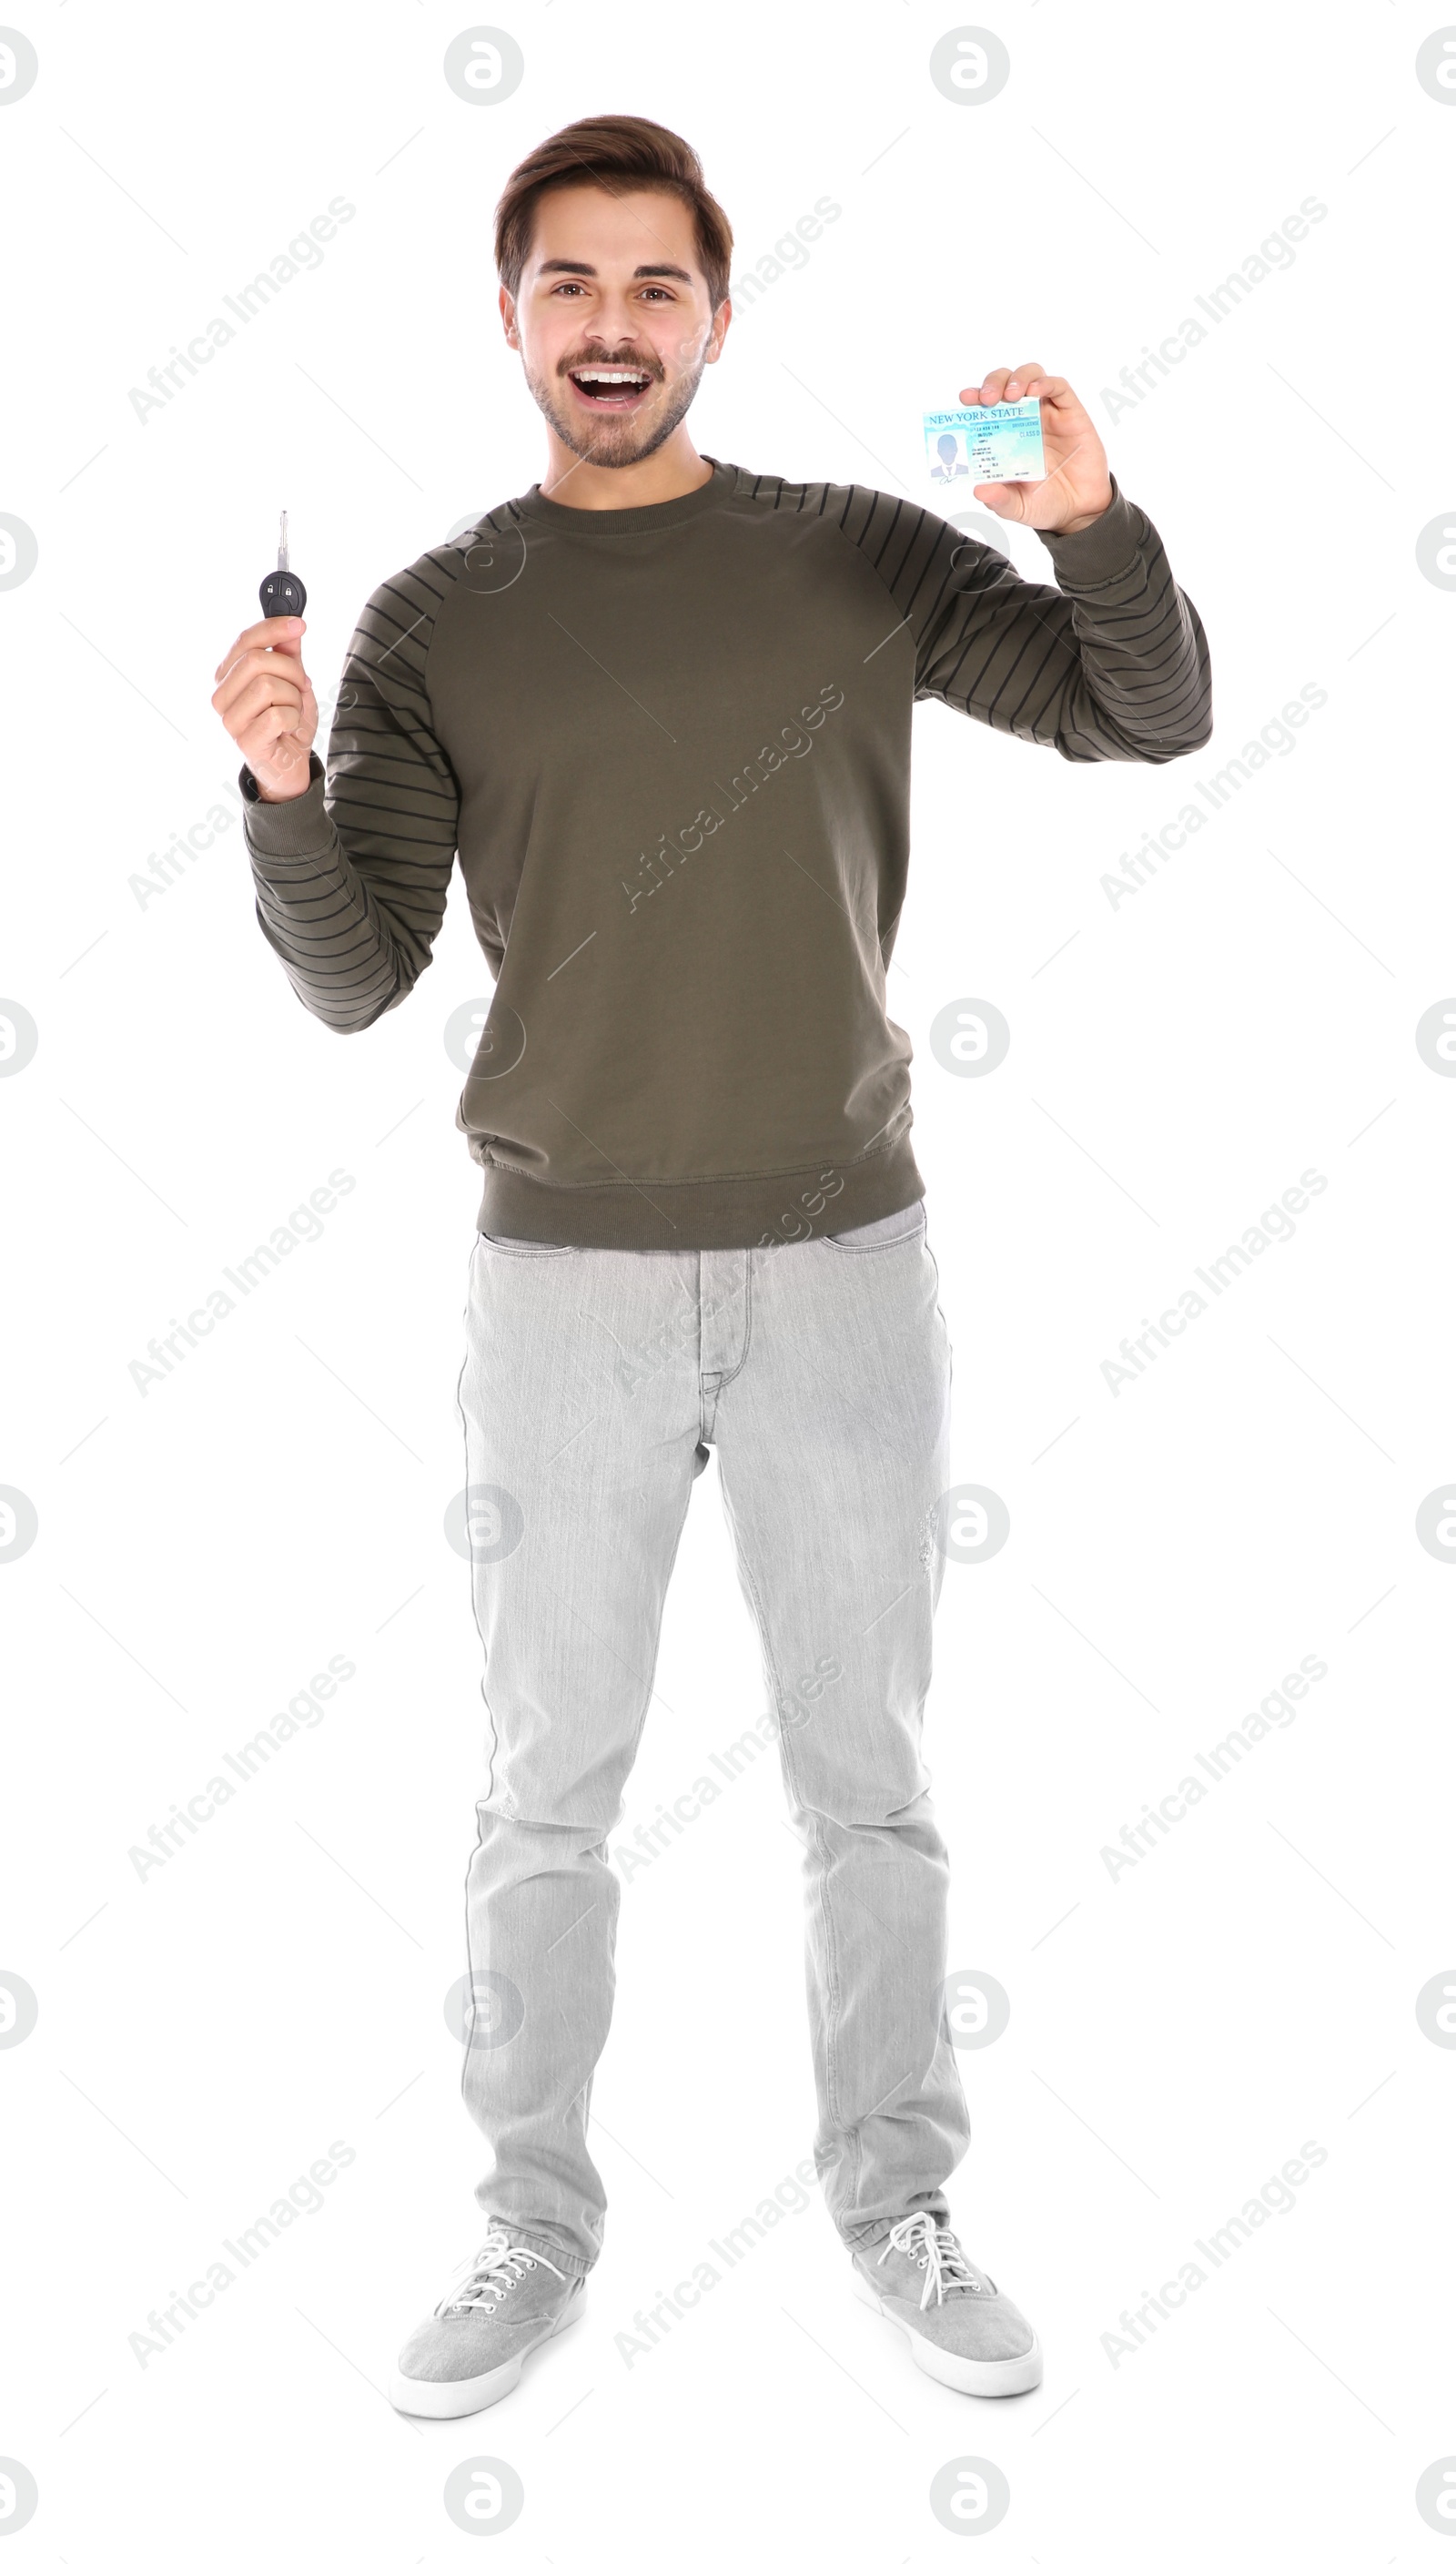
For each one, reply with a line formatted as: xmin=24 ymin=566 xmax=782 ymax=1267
xmin=260 ymin=567 xmax=307 ymax=617
xmin=260 ymin=511 xmax=306 ymax=617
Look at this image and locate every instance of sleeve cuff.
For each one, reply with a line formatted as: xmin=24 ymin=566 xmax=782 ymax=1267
xmin=239 ymin=754 xmax=332 ymax=859
xmin=1036 ymin=472 xmax=1145 ymax=584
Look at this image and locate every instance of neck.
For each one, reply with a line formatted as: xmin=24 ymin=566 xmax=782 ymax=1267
xmin=539 ymin=426 xmax=713 ymax=512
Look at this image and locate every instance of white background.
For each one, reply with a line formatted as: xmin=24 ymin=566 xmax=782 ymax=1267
xmin=3 ymin=0 xmax=1453 ymax=2555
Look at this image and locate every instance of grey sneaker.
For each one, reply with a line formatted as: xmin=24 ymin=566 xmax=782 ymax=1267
xmin=390 ymin=2223 xmax=587 ymax=2418
xmin=851 ymin=2210 xmax=1042 ymax=2397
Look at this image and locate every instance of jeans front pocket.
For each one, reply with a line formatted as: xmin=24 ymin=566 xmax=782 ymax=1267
xmin=477 ymin=1231 xmax=574 ymax=1259
xmin=822 ymin=1201 xmax=928 ymax=1252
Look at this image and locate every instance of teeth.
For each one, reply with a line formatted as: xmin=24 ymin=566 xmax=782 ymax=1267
xmin=572 ymin=370 xmax=649 ymax=386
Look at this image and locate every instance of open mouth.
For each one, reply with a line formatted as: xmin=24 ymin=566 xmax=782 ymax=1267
xmin=566 ymin=365 xmax=655 ymax=411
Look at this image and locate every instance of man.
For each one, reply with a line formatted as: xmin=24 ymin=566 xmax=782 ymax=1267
xmin=211 ymin=113 xmax=1211 ymax=2420
xmin=931 ymin=428 xmax=969 ymax=483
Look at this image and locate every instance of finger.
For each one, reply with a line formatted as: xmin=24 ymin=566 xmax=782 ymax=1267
xmin=214 ymin=618 xmax=306 ymax=682
xmin=971 ymin=483 xmax=1026 ymax=520
xmin=212 ymin=666 xmax=308 ymax=734
xmin=236 ymin=706 xmax=311 ymax=766
xmin=963 ymin=364 xmax=1045 ymax=405
xmin=265 ymin=730 xmax=314 ymax=782
xmin=211 ymin=650 xmax=316 ymax=722
xmin=212 ymin=647 xmax=314 ymax=704
xmin=1017 ymin=374 xmax=1079 ymax=411
xmin=212 ymin=641 xmax=303 ymax=699
xmin=211 ymin=656 xmax=307 ymax=715
xmin=221 ymin=651 xmax=315 ymax=713
xmin=961 ymin=368 xmax=1069 ymax=409
xmin=963 ymin=368 xmax=1012 ymax=405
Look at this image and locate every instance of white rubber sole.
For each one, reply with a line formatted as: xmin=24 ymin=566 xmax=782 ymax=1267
xmin=389 ymin=2284 xmax=587 ymax=2419
xmin=852 ymin=2268 xmax=1043 ymax=2397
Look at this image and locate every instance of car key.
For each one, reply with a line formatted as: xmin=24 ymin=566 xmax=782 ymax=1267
xmin=259 ymin=511 xmax=307 ymax=620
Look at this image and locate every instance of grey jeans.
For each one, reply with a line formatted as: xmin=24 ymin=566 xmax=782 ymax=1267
xmin=455 ymin=1196 xmax=971 ymax=2275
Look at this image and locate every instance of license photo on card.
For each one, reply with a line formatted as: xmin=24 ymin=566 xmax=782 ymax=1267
xmin=924 ymin=399 xmax=1046 ymax=488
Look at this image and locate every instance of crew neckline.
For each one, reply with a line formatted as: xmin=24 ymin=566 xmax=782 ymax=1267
xmin=513 ymin=454 xmax=737 ymax=538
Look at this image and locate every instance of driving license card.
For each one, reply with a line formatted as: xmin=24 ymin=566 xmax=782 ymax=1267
xmin=924 ymin=399 xmax=1045 ymax=487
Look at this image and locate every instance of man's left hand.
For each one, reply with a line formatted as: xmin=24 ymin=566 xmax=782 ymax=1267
xmin=961 ymin=365 xmax=1113 ymax=533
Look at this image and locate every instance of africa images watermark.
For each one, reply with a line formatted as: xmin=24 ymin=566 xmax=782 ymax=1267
xmin=128 ymin=735 xmax=345 ymax=914
xmin=1100 ymin=683 xmax=1329 ymax=912
xmin=1100 ymin=2139 xmax=1329 ymax=2367
xmin=728 ymin=196 xmax=843 ymax=309
xmin=126 ymin=1652 xmax=358 ymax=1883
xmin=126 ymin=1170 xmax=357 ymax=1395
xmin=127 ymin=200 xmax=356 ymax=424
xmin=618 ymin=683 xmax=846 ymax=914
xmin=1099 ymin=1168 xmax=1328 ymax=1396
xmin=614 ymin=2154 xmax=822 ymax=2366
xmin=128 ymin=794 xmax=238 ymax=909
xmin=1098 ymin=197 xmax=1328 ymax=422
xmin=127 ymin=2141 xmax=358 ymax=2367
xmin=613 ymin=1676 xmax=836 ymax=1884
xmin=1100 ymin=1650 xmax=1329 ymax=1883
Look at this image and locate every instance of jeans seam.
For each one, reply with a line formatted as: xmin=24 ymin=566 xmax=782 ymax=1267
xmin=699 ymin=1255 xmax=753 ymax=1402
xmin=723 ymin=1515 xmax=848 ymax=2197
xmin=622 ymin=1479 xmax=697 ymax=1772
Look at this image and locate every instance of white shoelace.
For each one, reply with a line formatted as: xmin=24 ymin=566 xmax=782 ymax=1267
xmin=436 ymin=2223 xmax=571 ymax=2316
xmin=878 ymin=2210 xmax=986 ymax=2312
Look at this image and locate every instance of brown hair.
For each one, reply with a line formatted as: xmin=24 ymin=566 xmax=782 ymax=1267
xmin=494 ymin=115 xmax=733 ymax=311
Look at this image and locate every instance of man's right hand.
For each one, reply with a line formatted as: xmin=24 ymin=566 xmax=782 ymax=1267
xmin=211 ymin=616 xmax=319 ymax=802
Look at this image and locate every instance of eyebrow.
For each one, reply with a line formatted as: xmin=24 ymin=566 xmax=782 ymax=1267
xmin=536 ymin=258 xmax=694 ymax=285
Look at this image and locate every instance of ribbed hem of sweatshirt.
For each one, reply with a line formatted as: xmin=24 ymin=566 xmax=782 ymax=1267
xmin=238 ymin=755 xmax=331 ymax=863
xmin=1034 ymin=472 xmax=1144 ymax=584
xmin=473 ymin=1127 xmax=925 ymax=1251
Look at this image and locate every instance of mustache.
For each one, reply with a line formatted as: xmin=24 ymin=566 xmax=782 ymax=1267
xmin=558 ymin=350 xmax=663 ymax=380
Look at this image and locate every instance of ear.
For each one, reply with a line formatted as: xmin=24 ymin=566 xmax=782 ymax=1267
xmin=499 ymin=281 xmax=520 ymax=350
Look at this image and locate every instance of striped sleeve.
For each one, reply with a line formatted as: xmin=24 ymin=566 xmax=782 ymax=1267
xmin=743 ymin=467 xmax=1211 ymax=765
xmin=243 ymin=545 xmax=463 ymax=1032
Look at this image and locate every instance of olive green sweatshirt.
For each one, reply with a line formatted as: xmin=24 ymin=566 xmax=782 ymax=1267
xmin=241 ymin=457 xmax=1211 ymax=1246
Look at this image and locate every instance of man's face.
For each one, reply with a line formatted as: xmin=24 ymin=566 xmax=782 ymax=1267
xmin=501 ymin=183 xmax=729 ymax=470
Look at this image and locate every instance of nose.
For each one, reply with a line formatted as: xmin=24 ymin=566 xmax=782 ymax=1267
xmin=581 ymin=289 xmax=645 ymax=350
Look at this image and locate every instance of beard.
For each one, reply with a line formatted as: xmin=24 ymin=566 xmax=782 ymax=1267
xmin=525 ymin=350 xmax=708 ymax=470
